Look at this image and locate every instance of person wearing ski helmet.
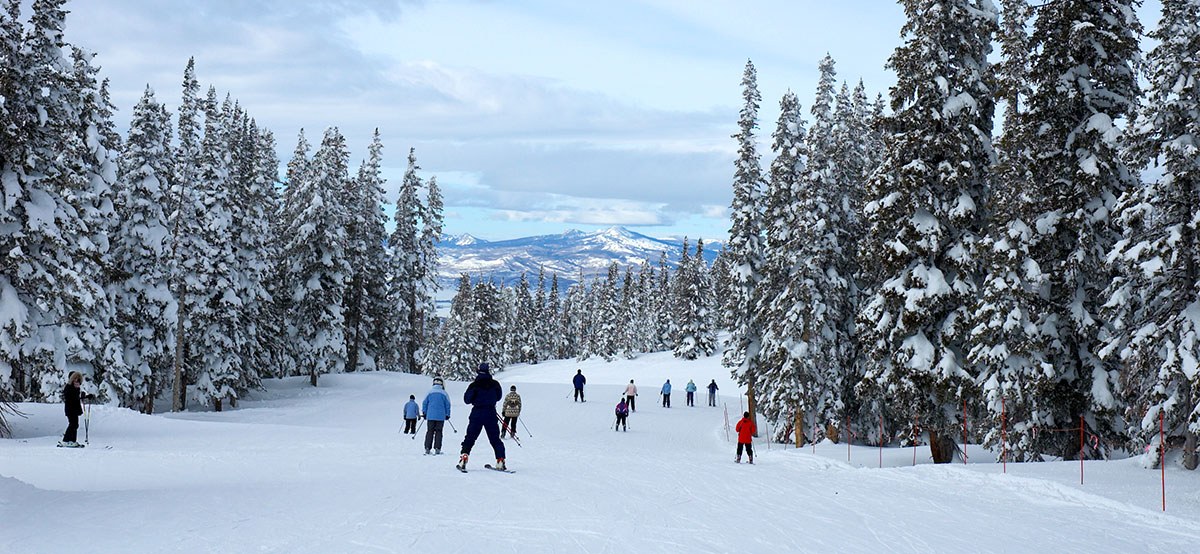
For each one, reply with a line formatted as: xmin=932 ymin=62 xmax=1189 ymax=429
xmin=403 ymin=395 xmax=420 ymax=434
xmin=660 ymin=379 xmax=672 ymax=408
xmin=422 ymin=377 xmax=452 ymax=455
xmin=501 ymin=385 xmax=522 ymax=439
xmin=685 ymin=379 xmax=697 ymax=407
xmin=457 ymin=363 xmax=507 ymax=471
xmin=706 ymin=379 xmax=719 ymax=407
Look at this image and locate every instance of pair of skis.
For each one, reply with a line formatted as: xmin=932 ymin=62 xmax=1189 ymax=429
xmin=456 ymin=464 xmax=514 ymax=474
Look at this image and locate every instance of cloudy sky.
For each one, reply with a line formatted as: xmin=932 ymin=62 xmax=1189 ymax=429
xmin=61 ymin=0 xmax=1162 ymax=241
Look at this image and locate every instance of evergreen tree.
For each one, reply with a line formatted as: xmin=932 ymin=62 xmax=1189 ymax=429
xmin=385 ymin=148 xmax=421 ymax=372
xmin=723 ymin=60 xmax=767 ymax=428
xmin=1103 ymin=0 xmax=1200 ymax=470
xmin=1020 ymin=0 xmax=1141 ymax=455
xmin=168 ymin=57 xmax=204 ymax=409
xmin=111 ymin=86 xmax=176 ymax=412
xmin=345 ymin=130 xmax=390 ymax=372
xmin=857 ymin=0 xmax=997 ymax=463
xmin=414 ymin=175 xmax=444 ymax=370
xmin=281 ymin=127 xmax=351 ymax=386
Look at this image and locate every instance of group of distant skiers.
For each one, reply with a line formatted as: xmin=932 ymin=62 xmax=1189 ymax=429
xmin=399 ymin=364 xmax=517 ymax=471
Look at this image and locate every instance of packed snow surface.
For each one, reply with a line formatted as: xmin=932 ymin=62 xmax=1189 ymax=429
xmin=3 ymin=351 xmax=1199 ymax=553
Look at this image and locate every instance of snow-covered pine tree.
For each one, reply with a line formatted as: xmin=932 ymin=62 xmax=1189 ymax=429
xmin=757 ymin=88 xmax=843 ymax=444
xmin=967 ymin=0 xmax=1055 ymax=462
xmin=723 ymin=60 xmax=767 ymax=429
xmin=1021 ymin=0 xmax=1141 ymax=456
xmin=344 ymin=129 xmax=390 ymax=373
xmin=590 ymin=262 xmax=621 ymax=361
xmin=1 ymin=0 xmax=118 ymax=400
xmin=547 ymin=273 xmax=566 ymax=359
xmin=414 ymin=175 xmax=443 ymax=370
xmin=383 ymin=148 xmax=423 ymax=372
xmin=111 ymin=86 xmax=177 ymax=413
xmin=187 ymin=87 xmax=243 ymax=410
xmin=532 ymin=267 xmax=548 ymax=361
xmin=1102 ymin=0 xmax=1200 ymax=470
xmin=431 ymin=274 xmax=478 ymax=380
xmin=857 ymin=0 xmax=997 ymax=463
xmin=512 ymin=272 xmax=537 ymax=364
xmin=237 ymin=119 xmax=281 ymax=387
xmin=473 ymin=279 xmax=506 ymax=371
xmin=281 ymin=127 xmax=352 ymax=386
xmin=619 ymin=266 xmax=640 ymax=359
xmin=654 ymin=252 xmax=673 ymax=351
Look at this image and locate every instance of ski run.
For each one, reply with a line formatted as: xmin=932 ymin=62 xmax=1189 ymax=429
xmin=3 ymin=351 xmax=1199 ymax=553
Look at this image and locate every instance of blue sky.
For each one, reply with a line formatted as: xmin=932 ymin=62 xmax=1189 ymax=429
xmin=64 ymin=0 xmax=1162 ymax=242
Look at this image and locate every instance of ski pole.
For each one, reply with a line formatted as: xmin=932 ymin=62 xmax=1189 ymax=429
xmin=84 ymin=397 xmax=90 ymax=445
xmin=497 ymin=414 xmax=522 ymax=447
xmin=410 ymin=418 xmax=425 ymax=440
xmin=518 ymin=416 xmax=533 ymax=437
xmin=447 ymin=419 xmax=458 ymax=433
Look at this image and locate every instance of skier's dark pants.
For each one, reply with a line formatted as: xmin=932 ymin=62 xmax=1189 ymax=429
xmin=574 ymin=388 xmax=584 ymax=402
xmin=737 ymin=442 xmax=754 ymax=459
xmin=461 ymin=412 xmax=506 ymax=459
xmin=424 ymin=420 xmax=445 ymax=451
xmin=615 ymin=414 xmax=627 ymax=430
xmin=626 ymin=395 xmax=636 ymax=412
xmin=662 ymin=394 xmax=670 ymax=408
xmin=686 ymin=391 xmax=694 ymax=406
xmin=63 ymin=415 xmax=79 ymax=443
xmin=404 ymin=418 xmax=417 ymax=434
xmin=502 ymin=416 xmax=518 ymax=436
xmin=708 ymin=391 xmax=716 ymax=406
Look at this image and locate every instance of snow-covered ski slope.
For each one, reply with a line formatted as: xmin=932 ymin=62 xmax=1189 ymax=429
xmin=3 ymin=350 xmax=1198 ymax=553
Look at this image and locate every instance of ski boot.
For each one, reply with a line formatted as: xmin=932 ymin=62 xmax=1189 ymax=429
xmin=748 ymin=457 xmax=754 ymax=465
xmin=735 ymin=455 xmax=741 ymax=463
xmin=456 ymin=454 xmax=469 ymax=470
xmin=435 ymin=449 xmax=442 ymax=455
xmin=494 ymin=458 xmax=506 ymax=471
xmin=424 ymin=449 xmax=431 ymax=455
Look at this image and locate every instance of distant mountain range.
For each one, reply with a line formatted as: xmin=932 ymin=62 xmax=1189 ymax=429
xmin=436 ymin=227 xmax=723 ymax=290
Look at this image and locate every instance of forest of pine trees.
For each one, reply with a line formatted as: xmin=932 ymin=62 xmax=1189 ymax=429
xmin=0 ymin=1 xmax=440 ymax=417
xmin=1 ymin=0 xmax=1196 ymax=472
xmin=731 ymin=0 xmax=1199 ymax=470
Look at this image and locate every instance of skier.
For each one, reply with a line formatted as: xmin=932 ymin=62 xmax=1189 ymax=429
xmin=572 ymin=369 xmax=586 ymax=402
xmin=614 ymin=397 xmax=629 ymax=431
xmin=457 ymin=363 xmax=507 ymax=471
xmin=685 ymin=380 xmax=697 ymax=407
xmin=501 ymin=385 xmax=522 ymax=439
xmin=735 ymin=411 xmax=756 ymax=464
xmin=661 ymin=379 xmax=672 ymax=408
xmin=403 ymin=395 xmax=420 ymax=434
xmin=707 ymin=379 xmax=719 ymax=407
xmin=624 ymin=379 xmax=638 ymax=412
xmin=422 ymin=377 xmax=452 ymax=455
xmin=58 ymin=371 xmax=86 ymax=448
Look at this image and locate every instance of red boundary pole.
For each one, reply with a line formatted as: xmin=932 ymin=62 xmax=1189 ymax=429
xmin=878 ymin=414 xmax=883 ymax=469
xmin=912 ymin=416 xmax=917 ymax=467
xmin=1079 ymin=415 xmax=1084 ymax=485
xmin=1161 ymin=411 xmax=1166 ymax=512
xmin=847 ymin=419 xmax=852 ymax=463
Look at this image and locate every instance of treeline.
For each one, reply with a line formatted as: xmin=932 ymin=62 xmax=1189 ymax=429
xmin=427 ymin=238 xmax=726 ymax=379
xmin=0 ymin=0 xmax=439 ymax=416
xmin=725 ymin=0 xmax=1199 ymax=469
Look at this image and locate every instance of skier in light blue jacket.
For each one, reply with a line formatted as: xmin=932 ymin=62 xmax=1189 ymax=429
xmin=422 ymin=378 xmax=452 ymax=455
xmin=661 ymin=379 xmax=672 ymax=408
xmin=685 ymin=380 xmax=697 ymax=407
xmin=403 ymin=395 xmax=420 ymax=434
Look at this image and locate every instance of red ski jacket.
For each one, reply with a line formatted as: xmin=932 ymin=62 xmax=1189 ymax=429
xmin=735 ymin=417 xmax=756 ymax=444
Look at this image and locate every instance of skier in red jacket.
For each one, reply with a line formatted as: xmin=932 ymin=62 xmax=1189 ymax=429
xmin=735 ymin=412 xmax=756 ymax=464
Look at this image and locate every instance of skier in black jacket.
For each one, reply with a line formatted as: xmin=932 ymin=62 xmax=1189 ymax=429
xmin=457 ymin=363 xmax=507 ymax=471
xmin=60 ymin=371 xmax=85 ymax=447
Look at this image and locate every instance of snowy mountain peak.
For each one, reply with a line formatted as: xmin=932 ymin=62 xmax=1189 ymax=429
xmin=445 ymin=233 xmax=486 ymax=246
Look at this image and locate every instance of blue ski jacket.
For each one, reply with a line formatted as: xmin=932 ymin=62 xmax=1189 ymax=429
xmin=685 ymin=381 xmax=697 ymax=393
xmin=464 ymin=374 xmax=503 ymax=419
xmin=422 ymin=385 xmax=452 ymax=421
xmin=661 ymin=381 xmax=672 ymax=395
xmin=404 ymin=399 xmax=420 ymax=419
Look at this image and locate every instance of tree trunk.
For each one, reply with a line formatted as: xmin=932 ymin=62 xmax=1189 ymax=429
xmin=1183 ymin=430 xmax=1198 ymax=471
xmin=171 ymin=315 xmax=185 ymax=411
xmin=310 ymin=368 xmax=318 ymax=387
xmin=795 ymin=409 xmax=804 ymax=448
xmin=826 ymin=423 xmax=840 ymax=444
xmin=142 ymin=376 xmax=155 ymax=415
xmin=929 ymin=429 xmax=953 ymax=464
xmin=746 ymin=377 xmax=758 ymax=437
xmin=214 ymin=398 xmax=222 ymax=412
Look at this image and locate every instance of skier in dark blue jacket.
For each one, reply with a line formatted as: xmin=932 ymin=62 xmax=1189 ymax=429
xmin=457 ymin=363 xmax=507 ymax=471
xmin=572 ymin=369 xmax=586 ymax=402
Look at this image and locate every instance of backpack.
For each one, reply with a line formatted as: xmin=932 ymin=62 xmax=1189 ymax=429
xmin=615 ymin=402 xmax=629 ymax=416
